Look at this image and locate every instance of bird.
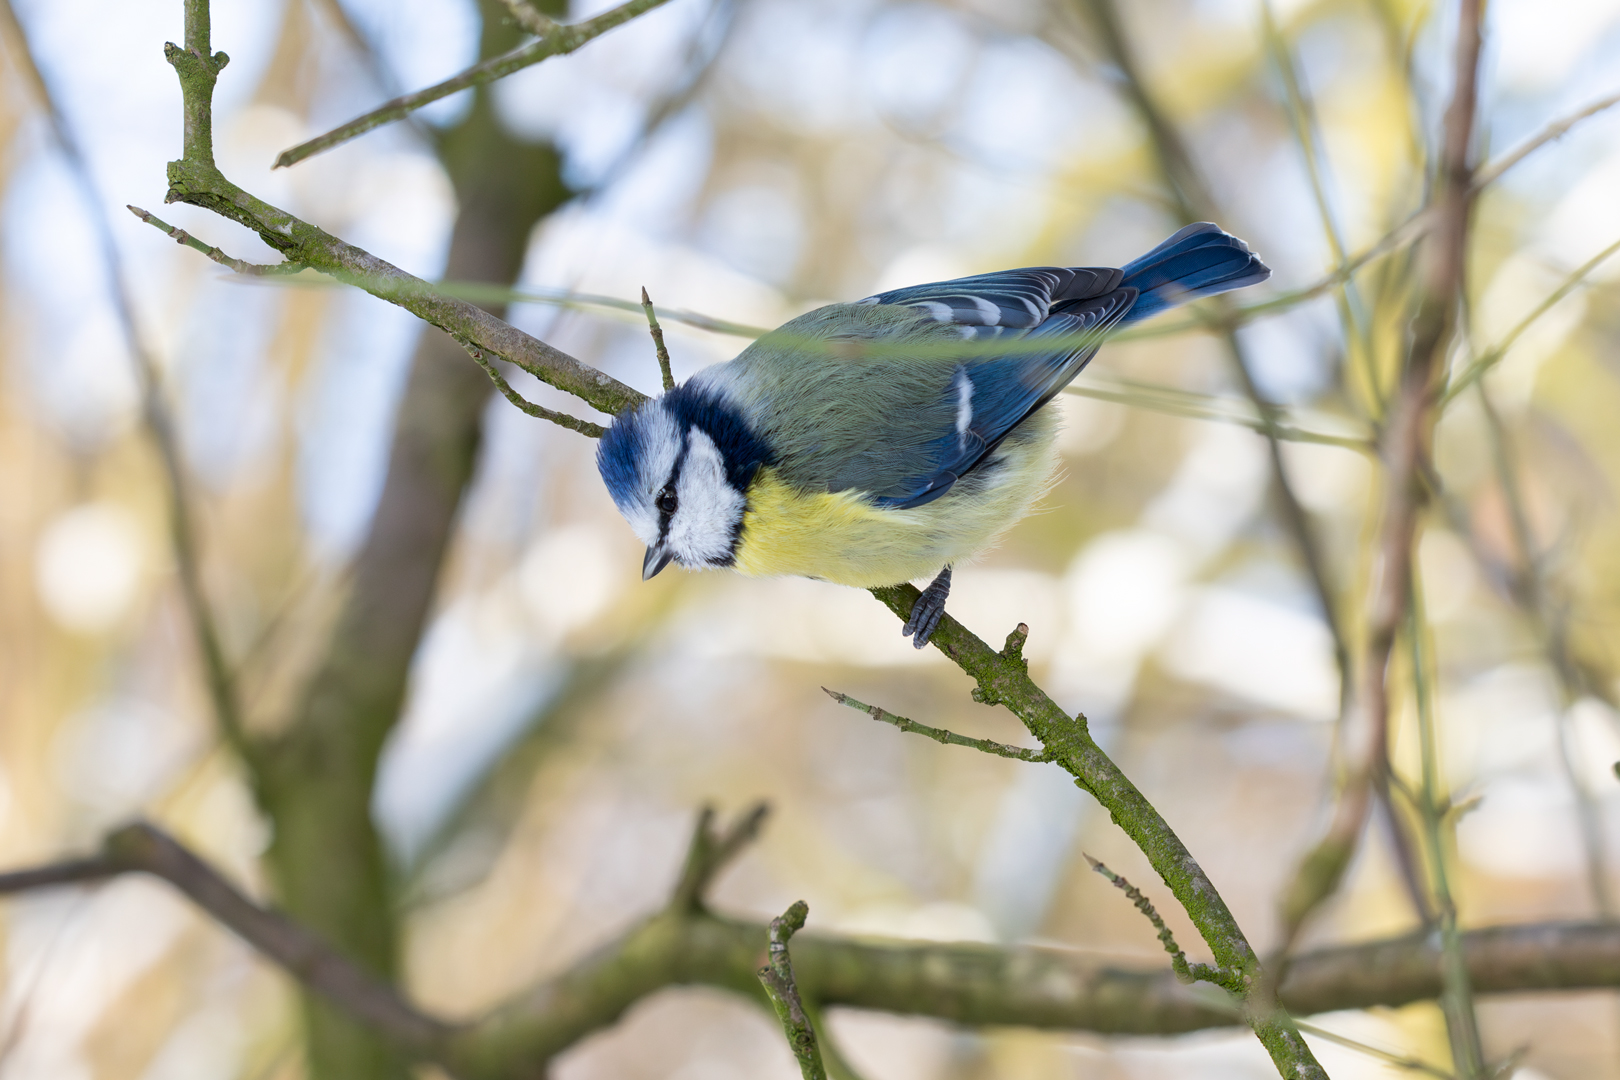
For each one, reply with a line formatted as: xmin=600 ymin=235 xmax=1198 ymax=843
xmin=596 ymin=222 xmax=1270 ymax=648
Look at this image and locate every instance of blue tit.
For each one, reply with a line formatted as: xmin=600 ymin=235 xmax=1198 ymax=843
xmin=597 ymin=222 xmax=1270 ymax=647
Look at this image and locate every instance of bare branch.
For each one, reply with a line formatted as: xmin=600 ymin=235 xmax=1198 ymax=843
xmin=451 ymin=334 xmax=607 ymax=438
xmin=641 ymin=286 xmax=676 ymax=393
xmin=5 ymin=827 xmax=1619 ymax=1077
xmin=1471 ymin=88 xmax=1620 ymax=192
xmin=670 ymin=803 xmax=771 ymax=914
xmin=275 ymin=0 xmax=674 ymax=168
xmin=1084 ymin=855 xmax=1232 ymax=990
xmin=0 ymin=824 xmax=450 ymax=1055
xmin=758 ymin=901 xmax=827 ymax=1080
xmin=1441 ymin=233 xmax=1620 ymax=404
xmin=1063 ymin=377 xmax=1373 ymax=451
xmin=128 ymin=204 xmax=306 ymax=275
xmin=865 ymin=580 xmax=1323 ymax=1078
xmin=822 ymin=687 xmax=1050 ymax=763
xmin=1364 ymin=3 xmax=1488 ymax=1072
xmin=158 ymin=6 xmax=646 ymax=422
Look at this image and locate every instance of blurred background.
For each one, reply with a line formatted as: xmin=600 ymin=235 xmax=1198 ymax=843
xmin=2 ymin=0 xmax=1619 ymax=1076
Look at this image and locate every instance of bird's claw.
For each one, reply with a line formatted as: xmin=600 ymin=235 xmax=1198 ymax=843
xmin=902 ymin=566 xmax=952 ymax=649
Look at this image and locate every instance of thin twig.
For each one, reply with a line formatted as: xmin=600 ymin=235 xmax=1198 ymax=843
xmin=1084 ymin=855 xmax=1234 ymax=990
xmin=1474 ymin=385 xmax=1614 ymax=915
xmin=275 ymin=0 xmax=674 ymax=167
xmin=1408 ymin=578 xmax=1487 ymax=1076
xmin=1063 ymin=380 xmax=1372 ymax=451
xmin=641 ymin=286 xmax=676 ymax=392
xmin=1260 ymin=0 xmax=1375 ymax=399
xmin=670 ymin=802 xmax=771 ymax=913
xmin=1471 ymin=88 xmax=1620 ymax=192
xmin=451 ymin=334 xmax=607 ymax=438
xmin=822 ymin=687 xmax=1051 ymax=763
xmin=160 ymin=8 xmax=646 ymax=421
xmin=2 ymin=0 xmax=251 ymax=762
xmin=1371 ymin=2 xmax=1490 ymax=1072
xmin=1293 ymin=1019 xmax=1459 ymax=1080
xmin=757 ymin=901 xmax=828 ymax=1080
xmin=1442 ymin=233 xmax=1620 ymax=404
xmin=127 ymin=204 xmax=306 ymax=275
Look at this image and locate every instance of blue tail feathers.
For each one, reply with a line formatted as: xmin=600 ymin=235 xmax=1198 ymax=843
xmin=1118 ymin=223 xmax=1270 ymax=324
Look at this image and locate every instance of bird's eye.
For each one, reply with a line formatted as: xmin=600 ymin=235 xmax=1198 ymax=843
xmin=657 ymin=487 xmax=679 ymax=514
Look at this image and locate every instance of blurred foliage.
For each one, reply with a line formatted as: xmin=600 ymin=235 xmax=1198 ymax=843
xmin=2 ymin=0 xmax=1620 ymax=1077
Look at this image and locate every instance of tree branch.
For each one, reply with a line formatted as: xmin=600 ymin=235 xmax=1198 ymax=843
xmin=4 ymin=823 xmax=1619 ymax=1079
xmin=274 ymin=0 xmax=674 ymax=168
xmin=1085 ymin=855 xmax=1232 ymax=990
xmin=450 ymin=333 xmax=607 ymax=437
xmin=758 ymin=901 xmax=828 ymax=1080
xmin=0 ymin=823 xmax=449 ymax=1055
xmin=128 ymin=203 xmax=307 ymax=275
xmin=822 ymin=686 xmax=1051 ymax=763
xmin=1363 ymin=3 xmax=1487 ymax=1072
xmin=865 ymin=584 xmax=1325 ymax=1079
xmin=158 ymin=10 xmax=647 ymax=421
xmin=1470 ymin=87 xmax=1620 ymax=192
xmin=641 ymin=286 xmax=676 ymax=393
xmin=670 ymin=803 xmax=771 ymax=914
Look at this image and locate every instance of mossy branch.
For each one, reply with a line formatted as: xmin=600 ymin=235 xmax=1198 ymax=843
xmin=866 ymin=582 xmax=1323 ymax=1078
xmin=758 ymin=901 xmax=828 ymax=1080
xmin=158 ymin=3 xmax=649 ymax=421
xmin=6 ymin=821 xmax=1620 ymax=1078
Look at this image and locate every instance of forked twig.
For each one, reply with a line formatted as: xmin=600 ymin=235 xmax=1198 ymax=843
xmin=757 ymin=901 xmax=827 ymax=1080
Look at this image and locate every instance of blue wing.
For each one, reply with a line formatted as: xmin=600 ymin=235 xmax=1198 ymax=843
xmin=857 ymin=266 xmax=1125 ymax=340
xmin=848 ymin=225 xmax=1266 ymax=508
xmin=873 ymin=286 xmax=1138 ymax=509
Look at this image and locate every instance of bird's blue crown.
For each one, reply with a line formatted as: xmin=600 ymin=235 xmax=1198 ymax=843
xmin=597 ymin=381 xmax=775 ymax=512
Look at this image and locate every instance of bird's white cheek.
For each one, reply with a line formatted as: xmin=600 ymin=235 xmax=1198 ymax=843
xmin=668 ymin=429 xmax=745 ymax=565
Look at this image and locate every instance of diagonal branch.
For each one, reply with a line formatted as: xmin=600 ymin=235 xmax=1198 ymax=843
xmin=159 ymin=5 xmax=648 ymax=421
xmin=823 ymin=687 xmax=1051 ymax=762
xmin=1470 ymin=87 xmax=1620 ymax=192
xmin=275 ymin=0 xmax=674 ymax=167
xmin=0 ymin=823 xmax=450 ymax=1055
xmin=864 ymin=584 xmax=1326 ymax=1079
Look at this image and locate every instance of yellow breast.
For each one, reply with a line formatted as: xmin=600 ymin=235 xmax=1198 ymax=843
xmin=732 ymin=407 xmax=1060 ymax=588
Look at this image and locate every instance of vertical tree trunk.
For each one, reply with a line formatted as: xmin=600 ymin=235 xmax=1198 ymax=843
xmin=254 ymin=5 xmax=571 ymax=1077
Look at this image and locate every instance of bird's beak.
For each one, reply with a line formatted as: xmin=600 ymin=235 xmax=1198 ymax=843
xmin=643 ymin=545 xmax=674 ymax=580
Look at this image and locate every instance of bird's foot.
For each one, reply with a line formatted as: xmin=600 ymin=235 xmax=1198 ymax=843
xmin=902 ymin=565 xmax=952 ymax=649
